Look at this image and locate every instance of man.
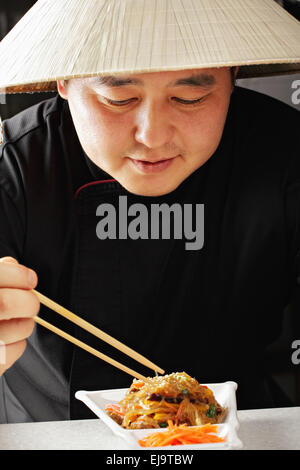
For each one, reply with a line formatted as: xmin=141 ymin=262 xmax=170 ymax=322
xmin=0 ymin=0 xmax=300 ymax=423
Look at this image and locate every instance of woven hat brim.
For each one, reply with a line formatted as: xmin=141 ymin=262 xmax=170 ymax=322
xmin=0 ymin=0 xmax=300 ymax=94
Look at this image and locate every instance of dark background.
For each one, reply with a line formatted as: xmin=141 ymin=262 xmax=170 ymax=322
xmin=0 ymin=0 xmax=300 ymax=407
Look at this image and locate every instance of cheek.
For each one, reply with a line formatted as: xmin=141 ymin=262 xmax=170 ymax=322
xmin=183 ymin=100 xmax=230 ymax=156
xmin=69 ymin=98 xmax=130 ymax=156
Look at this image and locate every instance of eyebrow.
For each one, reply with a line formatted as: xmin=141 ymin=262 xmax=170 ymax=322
xmin=91 ymin=73 xmax=216 ymax=88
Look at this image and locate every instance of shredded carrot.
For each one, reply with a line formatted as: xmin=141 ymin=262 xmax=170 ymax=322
xmin=105 ymin=404 xmax=124 ymax=416
xmin=132 ymin=381 xmax=145 ymax=389
xmin=138 ymin=421 xmax=225 ymax=447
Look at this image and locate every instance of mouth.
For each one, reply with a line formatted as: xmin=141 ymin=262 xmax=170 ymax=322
xmin=127 ymin=155 xmax=179 ymax=174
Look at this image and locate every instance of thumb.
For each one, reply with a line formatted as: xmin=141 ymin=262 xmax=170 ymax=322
xmin=0 ymin=256 xmax=19 ymax=265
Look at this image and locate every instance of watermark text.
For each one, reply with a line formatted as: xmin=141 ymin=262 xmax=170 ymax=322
xmin=96 ymin=196 xmax=204 ymax=251
xmin=291 ymin=339 xmax=300 ymax=365
xmin=291 ymin=80 xmax=300 ymax=105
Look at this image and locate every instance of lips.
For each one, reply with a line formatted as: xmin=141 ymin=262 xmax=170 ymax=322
xmin=128 ymin=156 xmax=178 ymax=174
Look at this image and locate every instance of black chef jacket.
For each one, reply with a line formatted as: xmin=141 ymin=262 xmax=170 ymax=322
xmin=0 ymin=86 xmax=299 ymax=423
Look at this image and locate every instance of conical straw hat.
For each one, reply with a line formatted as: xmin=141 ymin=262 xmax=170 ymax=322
xmin=0 ymin=0 xmax=300 ymax=94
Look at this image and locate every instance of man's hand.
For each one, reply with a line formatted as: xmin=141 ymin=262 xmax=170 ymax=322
xmin=0 ymin=257 xmax=39 ymax=375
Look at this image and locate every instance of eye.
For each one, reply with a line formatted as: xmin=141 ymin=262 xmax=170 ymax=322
xmin=172 ymin=97 xmax=204 ymax=106
xmin=105 ymin=98 xmax=137 ymax=106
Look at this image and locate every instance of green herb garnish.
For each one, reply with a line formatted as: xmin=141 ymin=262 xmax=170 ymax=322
xmin=206 ymin=404 xmax=217 ymax=418
xmin=159 ymin=422 xmax=168 ymax=428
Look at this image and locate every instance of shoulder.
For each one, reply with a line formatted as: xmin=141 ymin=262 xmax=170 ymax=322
xmin=232 ymin=85 xmax=299 ymax=135
xmin=0 ymin=93 xmax=64 ymax=155
xmin=230 ymin=86 xmax=299 ymax=177
xmin=0 ymin=94 xmax=71 ymax=196
xmin=232 ymin=87 xmax=300 ymax=142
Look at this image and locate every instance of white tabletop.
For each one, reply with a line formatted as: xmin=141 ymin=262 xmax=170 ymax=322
xmin=0 ymin=407 xmax=299 ymax=451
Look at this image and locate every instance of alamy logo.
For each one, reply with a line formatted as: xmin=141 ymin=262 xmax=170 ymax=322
xmin=96 ymin=196 xmax=204 ymax=251
xmin=291 ymin=339 xmax=300 ymax=365
xmin=291 ymin=80 xmax=300 ymax=105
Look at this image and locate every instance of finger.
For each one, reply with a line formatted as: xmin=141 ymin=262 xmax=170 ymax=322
xmin=0 ymin=340 xmax=26 ymax=376
xmin=0 ymin=318 xmax=35 ymax=344
xmin=0 ymin=257 xmax=19 ymax=265
xmin=0 ymin=288 xmax=40 ymax=320
xmin=0 ymin=261 xmax=38 ymax=289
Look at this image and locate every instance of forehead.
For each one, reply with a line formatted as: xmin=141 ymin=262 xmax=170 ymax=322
xmin=85 ymin=68 xmax=225 ymax=89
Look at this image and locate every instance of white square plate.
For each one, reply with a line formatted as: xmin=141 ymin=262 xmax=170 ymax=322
xmin=75 ymin=381 xmax=243 ymax=450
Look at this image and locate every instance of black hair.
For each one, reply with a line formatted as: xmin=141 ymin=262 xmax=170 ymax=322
xmin=230 ymin=66 xmax=237 ymax=86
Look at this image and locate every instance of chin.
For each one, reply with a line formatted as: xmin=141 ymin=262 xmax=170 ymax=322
xmin=134 ymin=187 xmax=177 ymax=197
xmin=119 ymin=177 xmax=182 ymax=197
xmin=116 ymin=176 xmax=184 ymax=197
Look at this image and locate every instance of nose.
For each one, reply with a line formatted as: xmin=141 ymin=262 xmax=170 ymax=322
xmin=134 ymin=100 xmax=175 ymax=149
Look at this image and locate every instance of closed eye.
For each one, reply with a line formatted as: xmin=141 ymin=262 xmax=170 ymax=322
xmin=105 ymin=98 xmax=137 ymax=106
xmin=104 ymin=97 xmax=204 ymax=107
xmin=172 ymin=97 xmax=204 ymax=105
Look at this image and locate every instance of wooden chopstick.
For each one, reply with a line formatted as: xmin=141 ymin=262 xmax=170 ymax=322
xmin=32 ymin=289 xmax=164 ymax=375
xmin=34 ymin=315 xmax=151 ymax=383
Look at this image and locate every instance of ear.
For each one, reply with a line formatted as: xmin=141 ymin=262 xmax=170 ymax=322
xmin=57 ymin=80 xmax=68 ymax=100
